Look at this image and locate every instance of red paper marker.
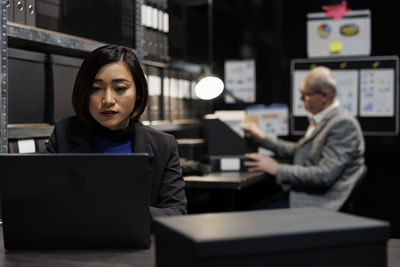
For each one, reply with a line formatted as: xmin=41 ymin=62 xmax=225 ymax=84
xmin=322 ymin=1 xmax=351 ymax=20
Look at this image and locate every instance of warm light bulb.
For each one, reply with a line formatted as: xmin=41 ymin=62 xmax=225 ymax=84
xmin=195 ymin=76 xmax=224 ymax=100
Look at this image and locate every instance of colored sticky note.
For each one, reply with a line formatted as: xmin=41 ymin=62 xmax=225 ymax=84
xmin=330 ymin=40 xmax=342 ymax=53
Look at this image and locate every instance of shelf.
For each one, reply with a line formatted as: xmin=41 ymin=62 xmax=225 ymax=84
xmin=143 ymin=119 xmax=203 ymax=132
xmin=7 ymin=120 xmax=203 ymax=140
xmin=7 ymin=22 xmax=106 ymax=57
xmin=7 ymin=22 xmax=206 ymax=72
xmin=8 ymin=124 xmax=54 ymax=139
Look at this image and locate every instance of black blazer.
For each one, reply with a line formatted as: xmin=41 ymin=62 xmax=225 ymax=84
xmin=46 ymin=116 xmax=187 ymax=217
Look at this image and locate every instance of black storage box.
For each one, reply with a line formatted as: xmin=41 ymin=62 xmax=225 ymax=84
xmin=177 ymin=138 xmax=205 ymax=161
xmin=8 ymin=48 xmax=47 ymax=123
xmin=51 ymin=54 xmax=83 ymax=122
xmin=204 ymin=118 xmax=257 ymax=156
xmin=153 ymin=207 xmax=390 ymax=267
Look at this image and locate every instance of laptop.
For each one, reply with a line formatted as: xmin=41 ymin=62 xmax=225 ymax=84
xmin=0 ymin=153 xmax=150 ymax=250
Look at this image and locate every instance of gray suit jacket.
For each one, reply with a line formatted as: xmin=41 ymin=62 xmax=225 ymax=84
xmin=260 ymin=106 xmax=365 ymax=211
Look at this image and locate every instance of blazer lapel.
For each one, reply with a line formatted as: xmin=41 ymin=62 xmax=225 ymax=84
xmin=132 ymin=121 xmax=155 ymax=196
xmin=298 ymin=107 xmax=341 ymax=147
xmin=132 ymin=120 xmax=155 ymax=159
xmin=68 ymin=123 xmax=94 ymax=153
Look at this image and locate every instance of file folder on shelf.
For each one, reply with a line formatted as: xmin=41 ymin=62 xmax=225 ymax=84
xmin=14 ymin=0 xmax=26 ymax=24
xmin=25 ymin=0 xmax=36 ymax=26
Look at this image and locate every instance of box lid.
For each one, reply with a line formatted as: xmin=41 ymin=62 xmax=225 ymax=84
xmin=153 ymin=208 xmax=389 ymax=258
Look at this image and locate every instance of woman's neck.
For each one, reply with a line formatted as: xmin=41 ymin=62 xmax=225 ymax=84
xmin=91 ymin=118 xmax=135 ymax=143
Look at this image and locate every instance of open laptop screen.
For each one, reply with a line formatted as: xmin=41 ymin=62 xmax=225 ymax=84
xmin=0 ymin=153 xmax=150 ymax=250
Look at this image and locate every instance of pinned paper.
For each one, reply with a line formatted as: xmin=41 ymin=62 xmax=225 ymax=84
xmin=307 ymin=9 xmax=370 ymax=57
xmin=322 ymin=0 xmax=351 ymax=20
xmin=243 ymin=115 xmax=259 ymax=125
xmin=245 ymin=104 xmax=289 ymax=136
xmin=330 ymin=40 xmax=342 ymax=54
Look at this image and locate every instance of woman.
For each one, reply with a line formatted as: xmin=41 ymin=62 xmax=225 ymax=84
xmin=46 ymin=44 xmax=187 ymax=217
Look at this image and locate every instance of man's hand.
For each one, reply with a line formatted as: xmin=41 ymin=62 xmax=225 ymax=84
xmin=241 ymin=122 xmax=265 ymax=142
xmin=244 ymin=153 xmax=278 ymax=175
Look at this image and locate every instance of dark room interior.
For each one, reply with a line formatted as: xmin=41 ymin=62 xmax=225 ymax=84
xmin=1 ymin=0 xmax=399 ymax=265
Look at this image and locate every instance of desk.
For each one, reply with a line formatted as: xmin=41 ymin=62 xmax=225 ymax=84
xmin=0 ymin=231 xmax=399 ymax=266
xmin=0 ymin=230 xmax=155 ymax=266
xmin=184 ymin=171 xmax=266 ymax=190
xmin=183 ymin=171 xmax=280 ymax=213
xmin=389 ymin=239 xmax=400 ymax=267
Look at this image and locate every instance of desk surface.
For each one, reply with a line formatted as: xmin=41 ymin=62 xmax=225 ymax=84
xmin=0 ymin=230 xmax=155 ymax=266
xmin=0 ymin=229 xmax=399 ymax=266
xmin=184 ymin=171 xmax=266 ymax=190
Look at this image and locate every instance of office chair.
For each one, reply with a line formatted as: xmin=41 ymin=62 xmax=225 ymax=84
xmin=340 ymin=165 xmax=368 ymax=213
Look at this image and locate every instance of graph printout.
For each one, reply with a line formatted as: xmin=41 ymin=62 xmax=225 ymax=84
xmin=360 ymin=69 xmax=394 ymax=117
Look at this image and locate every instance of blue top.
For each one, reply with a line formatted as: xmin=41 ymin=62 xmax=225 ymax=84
xmin=93 ymin=135 xmax=132 ymax=153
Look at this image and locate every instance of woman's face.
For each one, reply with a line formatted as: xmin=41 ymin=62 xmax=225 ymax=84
xmin=89 ymin=61 xmax=137 ymax=131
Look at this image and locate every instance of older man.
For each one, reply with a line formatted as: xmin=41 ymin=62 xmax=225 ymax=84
xmin=242 ymin=66 xmax=365 ymax=211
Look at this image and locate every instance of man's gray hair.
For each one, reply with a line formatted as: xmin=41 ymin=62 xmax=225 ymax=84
xmin=311 ymin=67 xmax=337 ymax=100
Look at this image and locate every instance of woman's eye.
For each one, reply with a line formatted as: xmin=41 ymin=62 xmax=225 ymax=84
xmin=115 ymin=87 xmax=128 ymax=92
xmin=92 ymin=86 xmax=102 ymax=92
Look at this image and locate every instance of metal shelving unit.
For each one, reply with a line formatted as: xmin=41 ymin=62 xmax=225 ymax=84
xmin=0 ymin=1 xmax=207 ymax=150
xmin=7 ymin=22 xmax=105 ymax=56
xmin=1 ymin=0 xmax=7 ymax=153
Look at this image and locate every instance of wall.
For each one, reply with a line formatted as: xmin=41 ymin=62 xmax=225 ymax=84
xmin=208 ymin=0 xmax=400 ymax=237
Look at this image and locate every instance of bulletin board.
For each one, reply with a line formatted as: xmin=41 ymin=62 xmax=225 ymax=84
xmin=291 ymin=56 xmax=399 ymax=136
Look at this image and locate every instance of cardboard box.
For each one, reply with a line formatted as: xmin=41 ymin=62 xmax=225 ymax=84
xmin=153 ymin=207 xmax=389 ymax=267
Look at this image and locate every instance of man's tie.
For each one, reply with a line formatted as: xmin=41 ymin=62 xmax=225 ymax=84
xmin=305 ymin=117 xmax=316 ymax=138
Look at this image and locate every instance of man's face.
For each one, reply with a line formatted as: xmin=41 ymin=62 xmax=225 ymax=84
xmin=300 ymin=77 xmax=326 ymax=115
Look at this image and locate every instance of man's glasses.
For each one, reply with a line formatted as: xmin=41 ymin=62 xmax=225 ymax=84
xmin=300 ymin=91 xmax=320 ymax=98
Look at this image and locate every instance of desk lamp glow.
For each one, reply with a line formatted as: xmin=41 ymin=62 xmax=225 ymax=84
xmin=195 ymin=76 xmax=246 ymax=106
xmin=194 ymin=76 xmax=224 ymax=100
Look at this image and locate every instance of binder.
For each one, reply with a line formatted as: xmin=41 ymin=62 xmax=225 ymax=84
xmin=162 ymin=33 xmax=169 ymax=59
xmin=177 ymin=78 xmax=185 ymax=120
xmin=162 ymin=69 xmax=171 ymax=121
xmin=25 ymin=0 xmax=36 ymax=26
xmin=35 ymin=0 xmax=62 ymax=31
xmin=169 ymin=71 xmax=179 ymax=120
xmin=13 ymin=0 xmax=26 ymax=24
xmin=143 ymin=27 xmax=150 ymax=57
xmin=147 ymin=67 xmax=162 ymax=121
xmin=7 ymin=0 xmax=14 ymax=22
xmin=180 ymin=76 xmax=191 ymax=120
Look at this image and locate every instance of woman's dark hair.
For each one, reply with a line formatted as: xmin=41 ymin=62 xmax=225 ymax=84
xmin=72 ymin=44 xmax=149 ymax=124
